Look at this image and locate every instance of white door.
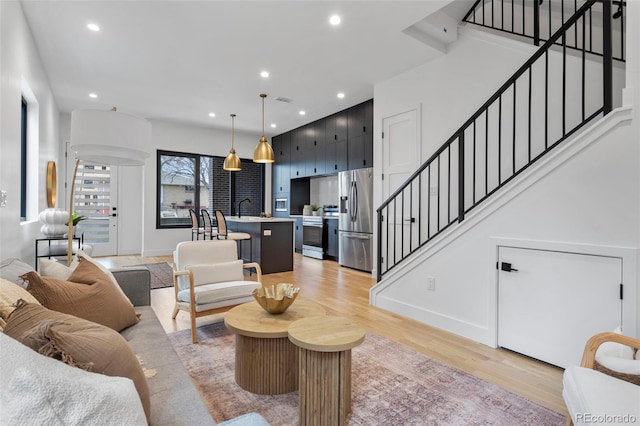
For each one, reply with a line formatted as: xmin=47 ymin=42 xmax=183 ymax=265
xmin=381 ymin=109 xmax=420 ymax=264
xmin=69 ymin=160 xmax=118 ymax=256
xmin=498 ymin=246 xmax=622 ymax=368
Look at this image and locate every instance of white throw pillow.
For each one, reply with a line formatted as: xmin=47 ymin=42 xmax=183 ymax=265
xmin=185 ymin=260 xmax=244 ymax=287
xmin=595 ymin=327 xmax=639 ymax=375
xmin=596 ymin=327 xmax=636 ymax=359
xmin=38 ymin=258 xmax=79 ymax=280
xmin=0 ymin=333 xmax=146 ymax=426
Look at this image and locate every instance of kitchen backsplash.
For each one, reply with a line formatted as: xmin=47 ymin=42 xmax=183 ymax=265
xmin=310 ymin=175 xmax=339 ymax=207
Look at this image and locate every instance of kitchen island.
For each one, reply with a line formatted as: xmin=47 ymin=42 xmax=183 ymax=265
xmin=226 ymin=216 xmax=295 ymax=274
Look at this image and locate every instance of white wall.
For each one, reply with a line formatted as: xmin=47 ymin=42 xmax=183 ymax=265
xmin=372 ymin=110 xmax=637 ymax=344
xmin=0 ymin=1 xmax=61 ymax=265
xmin=142 ymin=119 xmax=263 ymax=257
xmin=371 ymin=22 xmax=639 ymax=344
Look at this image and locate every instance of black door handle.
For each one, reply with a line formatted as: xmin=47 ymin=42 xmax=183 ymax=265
xmin=500 ymin=262 xmax=518 ymax=272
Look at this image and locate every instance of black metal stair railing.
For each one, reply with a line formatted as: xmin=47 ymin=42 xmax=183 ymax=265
xmin=376 ymin=0 xmax=618 ymax=281
xmin=463 ymin=0 xmax=626 ymax=62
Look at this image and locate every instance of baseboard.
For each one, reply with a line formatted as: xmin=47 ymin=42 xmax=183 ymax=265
xmin=373 ymin=296 xmax=494 ymax=346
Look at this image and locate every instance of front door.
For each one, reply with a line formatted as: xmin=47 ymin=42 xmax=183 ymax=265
xmin=69 ymin=160 xmax=118 ymax=256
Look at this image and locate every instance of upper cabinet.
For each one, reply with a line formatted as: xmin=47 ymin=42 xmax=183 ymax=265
xmin=272 ymin=98 xmax=372 ymax=183
xmin=272 ymin=133 xmax=291 ymax=194
xmin=325 ymin=111 xmax=348 ymax=174
xmin=347 ymin=100 xmax=374 ymax=170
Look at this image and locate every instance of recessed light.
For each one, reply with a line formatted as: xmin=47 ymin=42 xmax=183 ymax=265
xmin=89 ymin=93 xmax=98 ymax=98
xmin=270 ymin=123 xmax=277 ymax=128
xmin=299 ymin=111 xmax=306 ymax=116
xmin=337 ymin=92 xmax=345 ymax=99
xmin=329 ymin=15 xmax=341 ymax=26
xmin=260 ymin=71 xmax=269 ymax=78
xmin=209 ymin=112 xmax=216 ymax=118
xmin=87 ymin=23 xmax=100 ymax=32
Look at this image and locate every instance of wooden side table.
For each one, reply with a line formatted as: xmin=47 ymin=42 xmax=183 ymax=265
xmin=288 ymin=316 xmax=366 ymax=426
xmin=224 ymin=300 xmax=325 ymax=395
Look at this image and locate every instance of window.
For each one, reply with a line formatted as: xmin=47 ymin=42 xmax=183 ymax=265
xmin=20 ymin=97 xmax=27 ymax=221
xmin=157 ymin=150 xmax=264 ymax=228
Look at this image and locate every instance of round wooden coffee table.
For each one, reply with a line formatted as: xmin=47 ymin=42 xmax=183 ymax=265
xmin=288 ymin=316 xmax=366 ymax=426
xmin=224 ymin=300 xmax=325 ymax=395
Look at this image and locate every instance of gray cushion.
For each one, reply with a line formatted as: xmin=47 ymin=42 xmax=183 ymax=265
xmin=121 ymin=306 xmax=216 ymax=426
xmin=0 ymin=258 xmax=33 ymax=289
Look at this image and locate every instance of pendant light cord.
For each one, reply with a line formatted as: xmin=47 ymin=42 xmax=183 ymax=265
xmin=231 ymin=113 xmax=236 ymax=149
xmin=260 ymin=93 xmax=267 ymax=137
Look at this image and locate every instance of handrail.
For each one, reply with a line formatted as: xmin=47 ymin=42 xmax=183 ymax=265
xmin=376 ymin=0 xmax=617 ymax=281
xmin=463 ymin=0 xmax=626 ymax=62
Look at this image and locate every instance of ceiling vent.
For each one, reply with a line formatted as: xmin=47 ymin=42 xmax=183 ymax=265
xmin=275 ymin=97 xmax=293 ymax=103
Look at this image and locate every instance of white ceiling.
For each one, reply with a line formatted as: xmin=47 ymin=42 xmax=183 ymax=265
xmin=20 ymin=0 xmax=471 ymax=137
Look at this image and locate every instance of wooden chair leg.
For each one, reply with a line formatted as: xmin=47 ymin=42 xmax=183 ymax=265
xmin=172 ymin=306 xmax=180 ymax=319
xmin=191 ymin=313 xmax=197 ymax=343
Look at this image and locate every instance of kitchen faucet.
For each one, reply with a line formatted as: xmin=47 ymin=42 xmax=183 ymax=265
xmin=238 ymin=198 xmax=251 ymax=218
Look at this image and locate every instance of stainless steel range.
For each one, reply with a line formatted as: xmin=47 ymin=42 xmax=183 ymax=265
xmin=302 ymin=205 xmax=339 ymax=260
xmin=302 ymin=215 xmax=324 ymax=259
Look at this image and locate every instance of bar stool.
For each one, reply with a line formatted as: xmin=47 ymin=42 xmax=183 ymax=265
xmin=200 ymin=209 xmax=218 ymax=239
xmin=189 ymin=208 xmax=205 ymax=240
xmin=214 ymin=209 xmax=252 ymax=265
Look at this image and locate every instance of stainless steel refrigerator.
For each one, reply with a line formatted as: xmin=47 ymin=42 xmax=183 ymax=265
xmin=338 ymin=167 xmax=373 ymax=272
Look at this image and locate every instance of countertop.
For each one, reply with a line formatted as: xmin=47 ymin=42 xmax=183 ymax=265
xmin=225 ymin=216 xmax=296 ymax=223
xmin=290 ymin=214 xmax=338 ymax=220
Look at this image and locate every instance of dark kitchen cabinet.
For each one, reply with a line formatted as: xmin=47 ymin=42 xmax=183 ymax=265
xmin=271 ymin=99 xmax=372 ymax=195
xmin=325 ymin=219 xmax=339 ymax=259
xmin=290 ymin=127 xmax=307 ymax=178
xmin=294 ymin=217 xmax=303 ymax=253
xmin=272 ymin=133 xmax=290 ymax=194
xmin=325 ymin=111 xmax=348 ymax=173
xmin=308 ymin=119 xmax=326 ymax=176
xmin=347 ymin=100 xmax=373 ymax=170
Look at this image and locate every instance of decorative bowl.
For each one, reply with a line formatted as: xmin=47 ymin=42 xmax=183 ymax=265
xmin=252 ymin=283 xmax=300 ymax=314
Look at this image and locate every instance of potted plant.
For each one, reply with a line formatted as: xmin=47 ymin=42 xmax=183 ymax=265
xmin=310 ymin=204 xmax=320 ymax=216
xmin=65 ymin=213 xmax=87 ymax=237
xmin=65 ymin=212 xmax=87 ymax=227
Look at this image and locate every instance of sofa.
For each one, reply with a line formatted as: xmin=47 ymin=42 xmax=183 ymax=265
xmin=0 ymin=257 xmax=268 ymax=426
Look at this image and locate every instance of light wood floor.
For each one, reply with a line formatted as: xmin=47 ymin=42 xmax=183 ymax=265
xmin=99 ymin=252 xmax=567 ymax=418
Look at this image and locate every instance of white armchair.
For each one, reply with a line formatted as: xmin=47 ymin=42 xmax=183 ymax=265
xmin=563 ymin=332 xmax=640 ymax=426
xmin=172 ymin=240 xmax=262 ymax=343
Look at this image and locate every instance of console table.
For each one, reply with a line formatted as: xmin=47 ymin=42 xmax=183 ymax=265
xmin=35 ymin=236 xmax=81 ymax=270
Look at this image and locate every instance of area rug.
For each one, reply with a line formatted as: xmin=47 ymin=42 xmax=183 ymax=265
xmin=168 ymin=322 xmax=565 ymax=426
xmin=134 ymin=262 xmax=173 ymax=289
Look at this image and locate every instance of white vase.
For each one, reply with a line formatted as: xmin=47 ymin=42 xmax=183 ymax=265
xmin=39 ymin=208 xmax=69 ymax=237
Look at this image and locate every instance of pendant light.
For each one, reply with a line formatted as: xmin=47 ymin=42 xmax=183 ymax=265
xmin=223 ymin=113 xmax=242 ymax=171
xmin=253 ymin=93 xmax=275 ymax=163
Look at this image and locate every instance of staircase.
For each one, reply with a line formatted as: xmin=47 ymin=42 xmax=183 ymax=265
xmin=376 ymin=0 xmax=626 ymax=281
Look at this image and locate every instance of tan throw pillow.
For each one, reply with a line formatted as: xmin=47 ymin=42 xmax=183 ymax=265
xmin=3 ymin=300 xmax=150 ymax=421
xmin=22 ymin=258 xmax=139 ymax=332
xmin=0 ymin=277 xmax=41 ymax=330
xmin=76 ymin=251 xmax=131 ymax=300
